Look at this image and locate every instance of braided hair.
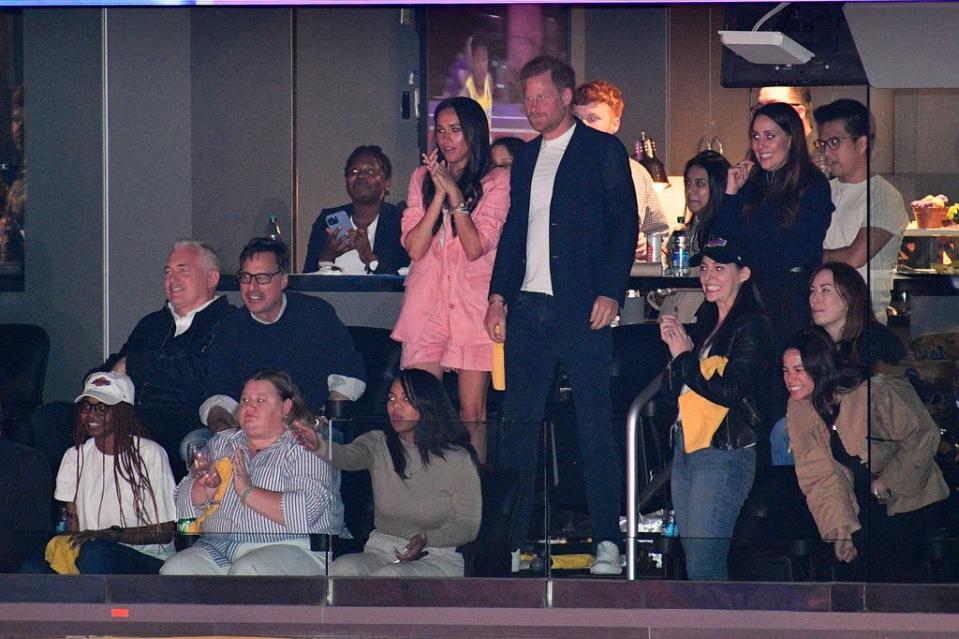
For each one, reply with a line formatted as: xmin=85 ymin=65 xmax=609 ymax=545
xmin=72 ymin=402 xmax=163 ymax=531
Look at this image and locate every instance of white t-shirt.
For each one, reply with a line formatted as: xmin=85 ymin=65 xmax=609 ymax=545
xmin=522 ymin=123 xmax=577 ymax=295
xmin=824 ymin=175 xmax=909 ymax=322
xmin=56 ymin=436 xmax=177 ymax=560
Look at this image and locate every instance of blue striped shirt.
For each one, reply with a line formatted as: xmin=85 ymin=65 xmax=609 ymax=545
xmin=174 ymin=428 xmax=346 ymax=565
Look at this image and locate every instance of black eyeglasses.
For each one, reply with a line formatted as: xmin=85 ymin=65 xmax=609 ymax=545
xmin=814 ymin=136 xmax=858 ymax=151
xmin=236 ymin=270 xmax=283 ymax=285
xmin=78 ymin=402 xmax=108 ymax=415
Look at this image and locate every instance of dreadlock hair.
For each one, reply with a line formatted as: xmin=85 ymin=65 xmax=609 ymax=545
xmin=384 ymin=369 xmax=476 ymax=480
xmin=72 ymin=401 xmax=163 ymax=532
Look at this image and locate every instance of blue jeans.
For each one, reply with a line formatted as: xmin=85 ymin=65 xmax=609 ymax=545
xmin=670 ymin=433 xmax=755 ymax=581
xmin=769 ymin=416 xmax=794 ymax=466
xmin=498 ymin=292 xmax=621 ymax=548
xmin=75 ymin=539 xmax=166 ymax=574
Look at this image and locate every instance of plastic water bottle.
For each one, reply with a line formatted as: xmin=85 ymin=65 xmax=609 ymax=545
xmin=669 ymin=218 xmax=689 ymax=276
xmin=265 ymin=215 xmax=282 ymax=241
xmin=661 ymin=510 xmax=678 ymax=538
xmin=55 ymin=506 xmax=69 ymax=534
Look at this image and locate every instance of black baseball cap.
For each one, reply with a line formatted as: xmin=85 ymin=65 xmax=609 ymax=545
xmin=689 ymin=236 xmax=751 ymax=268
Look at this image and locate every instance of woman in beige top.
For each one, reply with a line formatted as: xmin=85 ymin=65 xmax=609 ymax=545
xmin=294 ymin=368 xmax=481 ymax=577
xmin=786 ymin=328 xmax=948 ymax=581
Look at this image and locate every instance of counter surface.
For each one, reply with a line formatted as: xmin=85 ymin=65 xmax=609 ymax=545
xmin=217 ymin=273 xmax=700 ymax=293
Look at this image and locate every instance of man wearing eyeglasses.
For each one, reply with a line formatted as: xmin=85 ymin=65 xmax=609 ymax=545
xmin=814 ymin=99 xmax=909 ymax=321
xmin=200 ymin=237 xmax=366 ymax=433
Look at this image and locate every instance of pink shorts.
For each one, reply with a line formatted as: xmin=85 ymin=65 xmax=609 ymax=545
xmin=399 ymin=307 xmax=492 ymax=372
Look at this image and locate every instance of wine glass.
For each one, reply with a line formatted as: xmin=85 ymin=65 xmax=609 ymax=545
xmin=186 ymin=441 xmax=212 ymax=477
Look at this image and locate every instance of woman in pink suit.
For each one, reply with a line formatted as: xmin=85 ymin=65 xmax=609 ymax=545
xmin=392 ymin=97 xmax=510 ymax=462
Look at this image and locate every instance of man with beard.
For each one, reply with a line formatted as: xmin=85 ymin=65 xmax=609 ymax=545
xmin=484 ymin=56 xmax=637 ymax=575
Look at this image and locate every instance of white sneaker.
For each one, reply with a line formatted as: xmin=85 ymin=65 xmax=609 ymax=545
xmin=589 ymin=540 xmax=622 ymax=575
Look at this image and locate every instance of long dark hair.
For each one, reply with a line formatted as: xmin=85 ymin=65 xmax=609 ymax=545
xmin=743 ymin=102 xmax=819 ymax=228
xmin=384 ymin=369 xmax=476 ymax=480
xmin=72 ymin=401 xmax=162 ymax=532
xmin=684 ymin=151 xmax=730 ymax=252
xmin=785 ymin=328 xmax=868 ymax=425
xmin=422 ymin=97 xmax=491 ymax=237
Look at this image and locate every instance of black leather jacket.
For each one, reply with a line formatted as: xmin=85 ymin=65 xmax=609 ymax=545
xmin=664 ymin=307 xmax=774 ymax=451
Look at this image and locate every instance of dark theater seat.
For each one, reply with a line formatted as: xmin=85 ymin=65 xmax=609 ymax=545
xmin=0 ymin=323 xmax=50 ymax=446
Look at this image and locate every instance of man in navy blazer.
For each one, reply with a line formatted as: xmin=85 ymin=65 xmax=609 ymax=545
xmin=485 ymin=56 xmax=638 ymax=575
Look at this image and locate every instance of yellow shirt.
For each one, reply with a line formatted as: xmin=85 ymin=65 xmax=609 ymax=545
xmin=464 ymin=73 xmax=492 ymax=121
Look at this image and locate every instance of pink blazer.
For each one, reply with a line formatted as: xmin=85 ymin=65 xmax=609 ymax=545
xmin=391 ymin=166 xmax=510 ymax=347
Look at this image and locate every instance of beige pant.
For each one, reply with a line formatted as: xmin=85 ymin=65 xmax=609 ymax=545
xmin=331 ymin=530 xmax=464 ymax=577
xmin=160 ymin=539 xmax=328 ymax=576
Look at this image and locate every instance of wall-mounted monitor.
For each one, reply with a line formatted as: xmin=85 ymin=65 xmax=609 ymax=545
xmin=420 ymin=5 xmax=570 ymax=152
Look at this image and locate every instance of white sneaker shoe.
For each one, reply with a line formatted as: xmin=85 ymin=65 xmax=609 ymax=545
xmin=589 ymin=540 xmax=622 ymax=575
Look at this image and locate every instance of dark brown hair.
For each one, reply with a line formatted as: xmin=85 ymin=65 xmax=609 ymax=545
xmin=384 ymin=369 xmax=476 ymax=480
xmin=810 ymin=262 xmax=875 ymax=357
xmin=520 ymin=55 xmax=575 ymax=92
xmin=743 ymin=102 xmax=819 ymax=228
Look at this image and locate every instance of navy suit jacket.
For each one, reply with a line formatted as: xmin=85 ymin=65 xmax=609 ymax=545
xmin=489 ymin=121 xmax=638 ymax=322
xmin=302 ymin=201 xmax=410 ymax=274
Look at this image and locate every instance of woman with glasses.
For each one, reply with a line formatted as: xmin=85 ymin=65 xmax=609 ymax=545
xmin=391 ymin=97 xmax=510 ymax=462
xmin=22 ymin=372 xmax=177 ymax=574
xmin=303 ymin=145 xmax=411 ymax=275
xmin=714 ymin=102 xmax=834 ymax=413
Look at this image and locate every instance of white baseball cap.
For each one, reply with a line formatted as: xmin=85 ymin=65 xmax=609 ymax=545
xmin=75 ymin=371 xmax=135 ymax=406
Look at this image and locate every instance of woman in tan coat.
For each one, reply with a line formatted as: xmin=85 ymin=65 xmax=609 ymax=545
xmin=784 ymin=329 xmax=949 ymax=581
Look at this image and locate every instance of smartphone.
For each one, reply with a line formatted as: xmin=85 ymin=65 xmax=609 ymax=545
xmin=323 ymin=210 xmax=352 ymax=240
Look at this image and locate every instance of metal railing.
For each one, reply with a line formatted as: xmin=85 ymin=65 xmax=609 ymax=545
xmin=624 ymin=372 xmax=664 ymax=580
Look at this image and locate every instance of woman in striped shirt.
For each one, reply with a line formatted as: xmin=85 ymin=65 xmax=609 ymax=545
xmin=161 ymin=370 xmax=347 ymax=576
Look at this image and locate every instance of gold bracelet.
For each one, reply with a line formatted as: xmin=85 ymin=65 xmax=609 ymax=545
xmin=451 ymin=202 xmax=470 ymax=215
xmin=239 ymin=486 xmax=254 ymax=504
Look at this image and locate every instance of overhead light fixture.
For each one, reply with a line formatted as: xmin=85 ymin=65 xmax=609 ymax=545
xmin=719 ymin=2 xmax=814 ymax=65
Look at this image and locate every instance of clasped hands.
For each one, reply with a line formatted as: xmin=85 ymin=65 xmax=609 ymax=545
xmin=422 ymin=149 xmax=463 ymax=209
xmin=192 ymin=446 xmax=251 ymax=503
